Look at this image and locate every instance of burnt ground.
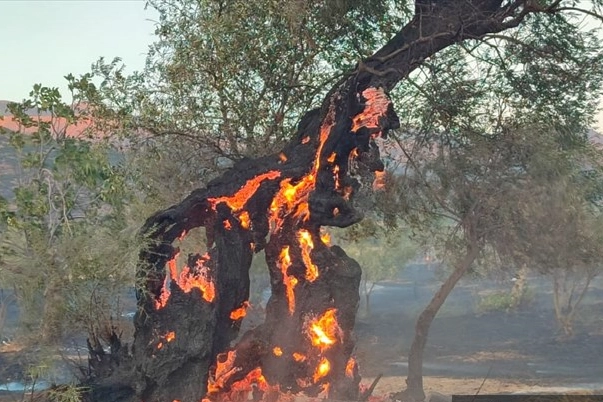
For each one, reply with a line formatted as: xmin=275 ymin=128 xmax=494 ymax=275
xmin=1 ymin=263 xmax=602 ymax=399
xmin=353 ymin=264 xmax=603 ymax=396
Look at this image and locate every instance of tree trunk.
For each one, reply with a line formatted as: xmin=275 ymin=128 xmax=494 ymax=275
xmin=84 ymin=0 xmax=538 ymax=399
xmin=399 ymin=244 xmax=479 ymax=402
xmin=552 ymin=268 xmax=594 ymax=340
xmin=42 ymin=272 xmax=64 ymax=344
xmin=509 ymin=264 xmax=528 ymax=310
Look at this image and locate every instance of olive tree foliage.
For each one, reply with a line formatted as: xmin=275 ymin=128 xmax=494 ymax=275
xmin=82 ymin=0 xmax=413 ymax=207
xmin=0 ymin=80 xmax=140 ymax=344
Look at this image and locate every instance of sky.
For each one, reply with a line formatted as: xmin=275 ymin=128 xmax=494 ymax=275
xmin=1 ymin=0 xmax=602 ymax=130
xmin=0 ymin=0 xmax=157 ymax=102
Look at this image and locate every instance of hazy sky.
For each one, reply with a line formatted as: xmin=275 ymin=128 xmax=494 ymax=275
xmin=1 ymin=0 xmax=157 ymax=102
xmin=1 ymin=0 xmax=601 ymax=130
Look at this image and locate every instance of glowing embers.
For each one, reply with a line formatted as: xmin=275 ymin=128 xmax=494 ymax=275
xmin=270 ymin=176 xmax=314 ymax=227
xmin=351 ymin=87 xmax=391 ymax=137
xmin=209 ymin=170 xmax=281 ymax=229
xmin=313 ymin=357 xmax=331 ymax=383
xmin=155 ymin=252 xmax=216 ymax=309
xmin=320 ymin=229 xmax=331 ymax=245
xmin=205 ymin=352 xmax=278 ymax=401
xmin=298 ymin=230 xmax=319 ymax=282
xmin=156 ymin=331 xmax=176 ymax=350
xmin=308 ymin=308 xmax=342 ymax=351
xmin=279 ymin=246 xmax=298 ymax=315
xmin=230 ymin=301 xmax=250 ymax=320
xmin=345 ymin=357 xmax=357 ymax=378
xmin=207 ymin=351 xmax=240 ymax=394
xmin=269 ymin=107 xmax=336 ymax=232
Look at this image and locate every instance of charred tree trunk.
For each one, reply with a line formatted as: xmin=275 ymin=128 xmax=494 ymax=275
xmin=85 ymin=0 xmax=537 ymax=400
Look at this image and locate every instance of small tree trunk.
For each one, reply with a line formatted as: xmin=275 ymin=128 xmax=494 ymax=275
xmin=42 ymin=273 xmax=64 ymax=344
xmin=552 ymin=268 xmax=594 ymax=340
xmin=365 ymin=282 xmax=375 ymax=315
xmin=509 ymin=264 xmax=528 ymax=310
xmin=401 ymin=243 xmax=479 ymax=402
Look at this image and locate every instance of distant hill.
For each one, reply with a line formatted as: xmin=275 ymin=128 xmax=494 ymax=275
xmin=0 ymin=99 xmax=91 ymax=138
xmin=0 ymin=99 xmax=52 ymax=117
xmin=0 ymin=100 xmax=9 ymax=115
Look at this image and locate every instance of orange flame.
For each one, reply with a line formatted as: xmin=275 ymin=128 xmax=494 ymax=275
xmin=345 ymin=357 xmax=356 ymax=378
xmin=178 ymin=260 xmax=215 ymax=302
xmin=320 ymin=230 xmax=331 ymax=245
xmin=309 ymin=308 xmax=342 ymax=350
xmin=333 ymin=164 xmax=342 ymax=191
xmin=279 ymin=246 xmax=298 ymax=315
xmin=154 ymin=254 xmax=180 ymax=309
xmin=156 ymin=331 xmax=176 ymax=350
xmin=269 ymin=107 xmax=336 ymax=232
xmin=207 ymin=351 xmax=240 ymax=393
xmin=351 ymin=87 xmax=391 ymax=136
xmin=209 ymin=171 xmax=281 ymax=212
xmin=293 ymin=352 xmax=306 ymax=362
xmin=313 ymin=358 xmax=331 ymax=382
xmin=155 ymin=254 xmax=216 ymax=309
xmin=223 ymin=220 xmax=232 ymax=230
xmin=238 ymin=211 xmax=251 ymax=229
xmin=230 ymin=301 xmax=250 ymax=320
xmin=229 ymin=367 xmax=271 ymax=393
xmin=273 ymin=346 xmax=283 ymax=356
xmin=298 ymin=230 xmax=319 ymax=282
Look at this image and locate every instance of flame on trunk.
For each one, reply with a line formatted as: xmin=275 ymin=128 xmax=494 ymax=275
xmin=345 ymin=357 xmax=357 ymax=378
xmin=269 ymin=107 xmax=336 ymax=232
xmin=230 ymin=301 xmax=250 ymax=320
xmin=351 ymin=87 xmax=391 ymax=136
xmin=207 ymin=351 xmax=240 ymax=393
xmin=279 ymin=246 xmax=298 ymax=315
xmin=313 ymin=358 xmax=331 ymax=382
xmin=155 ymin=253 xmax=215 ymax=309
xmin=308 ymin=308 xmax=342 ymax=350
xmin=298 ymin=230 xmax=319 ymax=282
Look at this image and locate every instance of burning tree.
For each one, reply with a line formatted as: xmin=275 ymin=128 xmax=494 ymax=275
xmin=125 ymin=87 xmax=397 ymax=402
xmin=83 ymin=0 xmax=603 ymax=401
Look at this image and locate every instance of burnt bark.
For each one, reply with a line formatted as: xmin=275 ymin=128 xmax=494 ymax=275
xmin=84 ymin=0 xmax=539 ymax=399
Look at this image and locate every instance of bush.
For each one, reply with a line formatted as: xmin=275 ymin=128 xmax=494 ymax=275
xmin=477 ymin=287 xmax=534 ymax=313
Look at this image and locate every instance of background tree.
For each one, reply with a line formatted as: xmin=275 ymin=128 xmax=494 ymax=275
xmin=0 ymin=81 xmax=138 ymax=345
xmin=373 ymin=22 xmax=603 ymax=398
